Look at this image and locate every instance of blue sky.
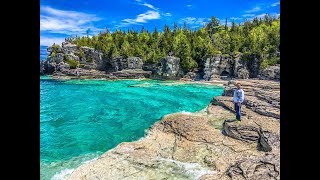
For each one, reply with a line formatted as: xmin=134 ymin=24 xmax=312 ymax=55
xmin=40 ymin=0 xmax=280 ymax=46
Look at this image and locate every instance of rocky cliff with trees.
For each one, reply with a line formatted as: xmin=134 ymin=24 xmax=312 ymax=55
xmin=40 ymin=15 xmax=280 ymax=81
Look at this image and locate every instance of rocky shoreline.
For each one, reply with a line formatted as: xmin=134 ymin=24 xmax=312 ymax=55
xmin=66 ymin=79 xmax=280 ymax=180
xmin=41 ymin=42 xmax=280 ymax=81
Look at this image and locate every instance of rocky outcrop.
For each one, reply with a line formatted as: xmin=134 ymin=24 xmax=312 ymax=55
xmin=41 ymin=42 xmax=279 ymax=80
xmin=41 ymin=43 xmax=154 ymax=79
xmin=106 ymin=56 xmax=143 ymax=72
xmin=199 ymin=53 xmax=279 ymax=80
xmin=46 ymin=42 xmax=106 ymax=71
xmin=68 ymin=79 xmax=280 ymax=179
xmin=199 ymin=53 xmax=263 ymax=80
xmin=153 ymin=56 xmax=183 ymax=79
xmin=201 ymin=55 xmax=234 ymax=80
xmin=259 ymin=65 xmax=280 ymax=81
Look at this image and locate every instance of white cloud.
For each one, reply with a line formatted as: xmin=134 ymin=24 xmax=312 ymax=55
xmin=245 ymin=6 xmax=261 ymax=13
xmin=142 ymin=3 xmax=157 ymax=10
xmin=163 ymin=12 xmax=172 ymax=16
xmin=40 ymin=6 xmax=103 ymax=35
xmin=120 ymin=10 xmax=160 ymax=27
xmin=242 ymin=14 xmax=255 ymax=17
xmin=118 ymin=2 xmax=162 ymax=27
xmin=179 ymin=17 xmax=209 ymax=27
xmin=40 ymin=36 xmax=65 ymax=46
xmin=271 ymin=2 xmax=280 ymax=7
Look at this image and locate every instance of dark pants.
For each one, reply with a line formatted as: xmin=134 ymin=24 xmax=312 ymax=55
xmin=234 ymin=103 xmax=241 ymax=120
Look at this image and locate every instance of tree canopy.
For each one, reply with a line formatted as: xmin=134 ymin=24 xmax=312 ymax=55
xmin=68 ymin=15 xmax=280 ymax=71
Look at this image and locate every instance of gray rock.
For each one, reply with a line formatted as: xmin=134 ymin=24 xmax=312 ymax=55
xmin=47 ymin=53 xmax=64 ymax=63
xmin=153 ymin=56 xmax=182 ymax=79
xmin=222 ymin=119 xmax=272 ymax=152
xmin=55 ymin=62 xmax=70 ymax=72
xmin=227 ymin=154 xmax=279 ymax=179
xmin=42 ymin=42 xmax=109 ymax=74
xmin=233 ymin=55 xmax=249 ymax=79
xmin=65 ymin=54 xmax=80 ymax=61
xmin=61 ymin=42 xmax=78 ymax=54
xmin=106 ymin=56 xmax=143 ymax=72
xmin=259 ymin=65 xmax=280 ymax=81
xmin=127 ymin=57 xmax=143 ymax=69
xmin=183 ymin=72 xmax=200 ymax=80
xmin=237 ymin=68 xmax=250 ymax=79
xmin=201 ymin=55 xmax=233 ymax=80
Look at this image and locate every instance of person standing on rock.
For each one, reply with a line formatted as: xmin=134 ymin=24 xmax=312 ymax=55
xmin=233 ymin=82 xmax=244 ymax=121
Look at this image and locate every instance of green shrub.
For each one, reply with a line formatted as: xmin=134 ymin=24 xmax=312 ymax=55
xmin=49 ymin=52 xmax=56 ymax=58
xmin=67 ymin=59 xmax=79 ymax=69
xmin=260 ymin=56 xmax=279 ymax=70
xmin=78 ymin=64 xmax=85 ymax=68
xmin=86 ymin=57 xmax=93 ymax=63
xmin=78 ymin=49 xmax=85 ymax=59
xmin=51 ymin=44 xmax=61 ymax=53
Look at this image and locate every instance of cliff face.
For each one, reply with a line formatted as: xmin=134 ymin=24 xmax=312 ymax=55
xmin=68 ymin=79 xmax=280 ymax=179
xmin=153 ymin=56 xmax=184 ymax=80
xmin=199 ymin=53 xmax=265 ymax=80
xmin=40 ymin=42 xmax=279 ymax=81
xmin=259 ymin=64 xmax=280 ymax=81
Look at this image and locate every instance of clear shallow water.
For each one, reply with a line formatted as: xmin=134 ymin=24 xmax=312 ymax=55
xmin=40 ymin=77 xmax=224 ymax=179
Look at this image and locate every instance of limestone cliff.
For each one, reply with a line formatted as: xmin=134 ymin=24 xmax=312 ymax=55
xmin=41 ymin=42 xmax=280 ymax=81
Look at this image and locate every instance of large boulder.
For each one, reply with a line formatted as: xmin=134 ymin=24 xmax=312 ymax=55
xmin=259 ymin=65 xmax=280 ymax=81
xmin=222 ymin=119 xmax=272 ymax=152
xmin=153 ymin=56 xmax=183 ymax=79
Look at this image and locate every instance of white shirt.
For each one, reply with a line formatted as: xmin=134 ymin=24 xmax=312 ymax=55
xmin=233 ymin=88 xmax=244 ymax=103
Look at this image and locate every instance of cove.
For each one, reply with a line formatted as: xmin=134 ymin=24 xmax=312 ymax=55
xmin=40 ymin=77 xmax=224 ymax=179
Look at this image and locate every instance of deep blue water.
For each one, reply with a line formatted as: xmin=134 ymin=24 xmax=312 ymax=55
xmin=40 ymin=45 xmax=48 ymax=61
xmin=40 ymin=76 xmax=224 ymax=179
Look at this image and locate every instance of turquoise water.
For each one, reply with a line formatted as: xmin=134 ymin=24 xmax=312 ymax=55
xmin=40 ymin=76 xmax=224 ymax=179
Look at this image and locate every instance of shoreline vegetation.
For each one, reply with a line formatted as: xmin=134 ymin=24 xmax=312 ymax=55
xmin=40 ymin=15 xmax=280 ymax=82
